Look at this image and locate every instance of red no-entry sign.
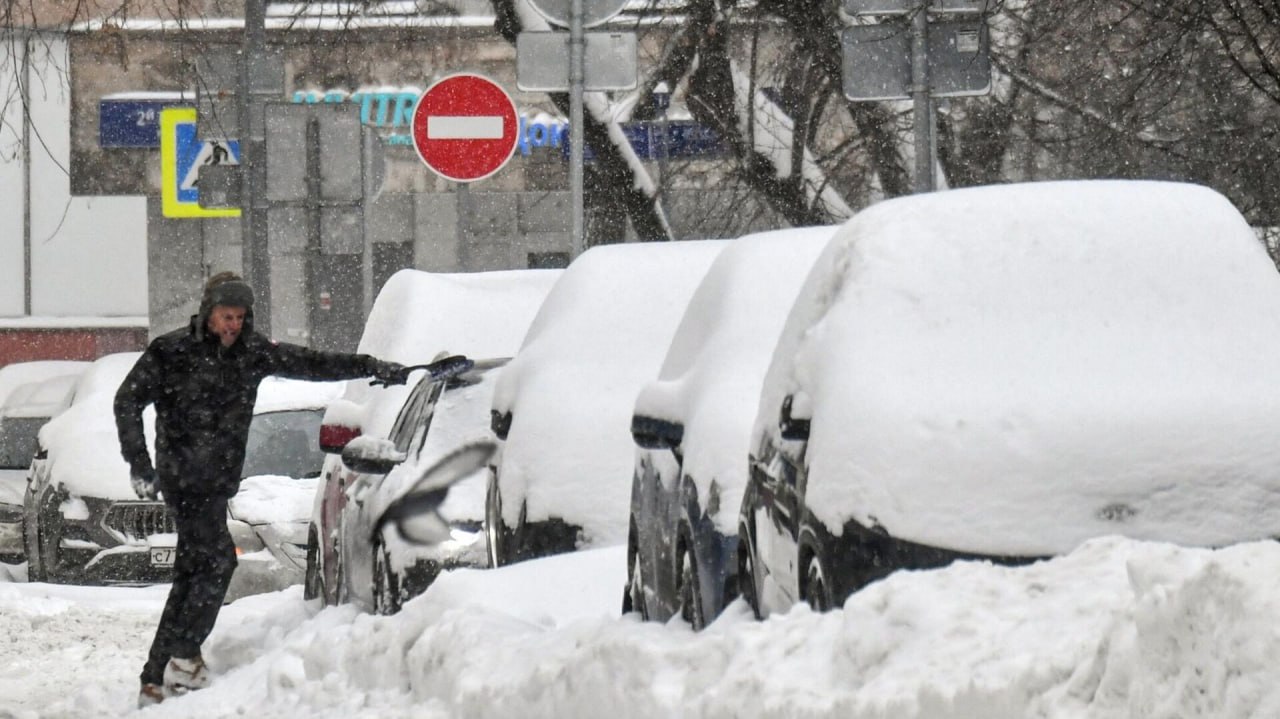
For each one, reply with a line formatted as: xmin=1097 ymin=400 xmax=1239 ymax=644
xmin=412 ymin=74 xmax=520 ymax=183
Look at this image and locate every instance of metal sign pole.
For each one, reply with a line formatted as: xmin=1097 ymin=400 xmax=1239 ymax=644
xmin=911 ymin=3 xmax=934 ymax=192
xmin=239 ymin=0 xmax=272 ymax=332
xmin=569 ymin=0 xmax=586 ymax=257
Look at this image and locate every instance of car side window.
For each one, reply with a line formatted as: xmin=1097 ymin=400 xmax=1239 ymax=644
xmin=405 ymin=381 xmax=446 ymax=461
xmin=389 ymin=378 xmax=433 ymax=453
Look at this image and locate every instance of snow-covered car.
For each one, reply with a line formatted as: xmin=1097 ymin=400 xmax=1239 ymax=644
xmin=308 ymin=268 xmax=560 ymax=610
xmin=0 ymin=362 xmax=86 ymax=560
xmin=24 ymin=351 xmax=343 ymax=588
xmin=321 ymin=359 xmax=506 ymax=614
xmin=740 ymin=180 xmax=1280 ymax=616
xmin=488 ymin=240 xmax=727 ymax=567
xmin=626 ymin=227 xmax=834 ymax=628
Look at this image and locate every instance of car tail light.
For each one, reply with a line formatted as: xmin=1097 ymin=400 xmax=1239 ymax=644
xmin=319 ymin=423 xmax=360 ymax=454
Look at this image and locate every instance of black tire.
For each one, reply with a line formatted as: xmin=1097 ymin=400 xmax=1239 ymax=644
xmin=371 ymin=539 xmax=401 ymax=615
xmin=303 ymin=526 xmax=323 ymax=602
xmin=677 ymin=542 xmax=706 ymax=629
xmin=332 ymin=535 xmax=347 ymax=605
xmin=36 ymin=495 xmax=64 ymax=584
xmin=623 ymin=526 xmax=647 ymax=618
xmin=737 ymin=526 xmax=761 ymax=620
xmin=804 ymin=551 xmax=833 ymax=613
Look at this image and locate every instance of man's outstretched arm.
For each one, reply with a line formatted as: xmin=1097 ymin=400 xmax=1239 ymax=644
xmin=114 ymin=349 xmax=162 ymax=479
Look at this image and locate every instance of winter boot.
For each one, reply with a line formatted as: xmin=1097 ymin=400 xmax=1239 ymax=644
xmin=164 ymin=655 xmax=211 ymax=692
xmin=137 ymin=682 xmax=165 ymax=708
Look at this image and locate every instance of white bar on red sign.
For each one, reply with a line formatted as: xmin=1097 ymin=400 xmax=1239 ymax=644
xmin=427 ymin=116 xmax=505 ymax=140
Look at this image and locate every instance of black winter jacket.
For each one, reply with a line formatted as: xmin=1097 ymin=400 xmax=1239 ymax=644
xmin=114 ymin=314 xmax=378 ymax=497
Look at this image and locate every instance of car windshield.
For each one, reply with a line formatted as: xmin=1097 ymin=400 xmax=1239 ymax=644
xmin=240 ymin=409 xmax=325 ymax=479
xmin=0 ymin=417 xmax=44 ymax=469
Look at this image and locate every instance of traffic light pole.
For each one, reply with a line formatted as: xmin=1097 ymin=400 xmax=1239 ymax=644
xmin=569 ymin=0 xmax=586 ymax=257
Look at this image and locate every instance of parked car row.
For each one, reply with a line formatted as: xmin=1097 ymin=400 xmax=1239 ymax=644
xmin=308 ymin=180 xmax=1280 ymax=628
xmin=22 ymin=179 xmax=1272 ymax=630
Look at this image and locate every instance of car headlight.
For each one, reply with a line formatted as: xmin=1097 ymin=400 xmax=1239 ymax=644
xmin=227 ymin=518 xmax=265 ymax=554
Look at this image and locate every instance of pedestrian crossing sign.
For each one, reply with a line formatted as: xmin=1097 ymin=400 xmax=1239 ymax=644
xmin=160 ymin=107 xmax=242 ymax=218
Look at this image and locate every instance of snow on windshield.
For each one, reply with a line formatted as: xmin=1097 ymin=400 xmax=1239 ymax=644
xmin=756 ymin=180 xmax=1280 ymax=556
xmin=335 ymin=268 xmax=561 ymax=441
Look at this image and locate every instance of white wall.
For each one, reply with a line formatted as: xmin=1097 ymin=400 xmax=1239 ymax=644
xmin=0 ymin=34 xmax=147 ymax=318
xmin=0 ymin=37 xmax=27 ymax=316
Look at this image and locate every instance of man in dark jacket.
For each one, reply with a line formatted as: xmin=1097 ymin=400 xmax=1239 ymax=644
xmin=115 ymin=272 xmax=407 ymax=707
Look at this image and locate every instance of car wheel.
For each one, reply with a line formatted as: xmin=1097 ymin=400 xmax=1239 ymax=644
xmin=738 ymin=526 xmax=761 ymax=620
xmin=622 ymin=525 xmax=647 ymax=618
xmin=677 ymin=542 xmax=706 ymax=629
xmin=333 ymin=536 xmax=348 ymax=605
xmin=372 ymin=539 xmax=401 ymax=616
xmin=22 ymin=493 xmax=44 ymax=583
xmin=303 ymin=526 xmax=323 ymax=602
xmin=37 ymin=495 xmax=63 ymax=584
xmin=804 ymin=551 xmax=834 ymax=613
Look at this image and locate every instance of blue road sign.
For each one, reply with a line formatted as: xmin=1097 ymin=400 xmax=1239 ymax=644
xmin=99 ymin=97 xmax=192 ymax=147
xmin=174 ymin=121 xmax=240 ymax=204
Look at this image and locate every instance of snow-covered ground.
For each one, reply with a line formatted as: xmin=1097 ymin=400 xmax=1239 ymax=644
xmin=4 ymin=535 xmax=1280 ymax=718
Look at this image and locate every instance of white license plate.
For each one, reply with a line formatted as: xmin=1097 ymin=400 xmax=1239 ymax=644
xmin=150 ymin=547 xmax=176 ymax=567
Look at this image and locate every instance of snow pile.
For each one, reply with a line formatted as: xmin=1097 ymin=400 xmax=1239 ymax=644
xmin=38 ymin=353 xmax=145 ymax=500
xmin=229 ymin=476 xmax=319 ymax=526
xmin=8 ymin=537 xmax=1280 ymax=717
xmin=492 ymin=241 xmax=728 ymax=545
xmin=756 ymin=180 xmax=1280 ymax=556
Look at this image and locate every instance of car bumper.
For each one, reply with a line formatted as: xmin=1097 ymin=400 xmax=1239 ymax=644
xmin=54 ymin=538 xmax=177 ymax=584
xmin=225 ymin=548 xmax=305 ymax=602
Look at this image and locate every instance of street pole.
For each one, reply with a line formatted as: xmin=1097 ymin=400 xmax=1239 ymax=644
xmin=910 ymin=3 xmax=935 ymax=193
xmin=569 ymin=0 xmax=586 ymax=257
xmin=239 ymin=0 xmax=272 ymax=333
xmin=655 ymin=82 xmax=669 ymax=211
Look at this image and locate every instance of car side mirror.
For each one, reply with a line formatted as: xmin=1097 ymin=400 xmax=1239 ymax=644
xmin=374 ymin=440 xmax=498 ymax=544
xmin=630 ymin=415 xmax=684 ymax=450
xmin=340 ymin=436 xmax=406 ymax=475
xmin=491 ymin=410 xmax=513 ymax=441
xmin=779 ymin=393 xmax=811 ymax=441
xmin=319 ymin=423 xmax=361 ymax=454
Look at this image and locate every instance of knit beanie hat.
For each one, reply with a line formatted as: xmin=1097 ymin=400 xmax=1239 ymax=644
xmin=202 ymin=271 xmax=255 ymax=310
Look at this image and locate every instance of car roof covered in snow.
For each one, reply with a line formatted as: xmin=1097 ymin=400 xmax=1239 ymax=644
xmin=0 ymin=360 xmax=88 ymax=411
xmin=754 ymin=180 xmax=1280 ymax=556
xmin=328 ymin=268 xmax=562 ymax=442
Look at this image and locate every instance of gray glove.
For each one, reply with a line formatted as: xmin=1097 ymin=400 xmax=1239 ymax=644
xmin=369 ymin=359 xmax=410 ymax=386
xmin=131 ymin=468 xmax=159 ymax=501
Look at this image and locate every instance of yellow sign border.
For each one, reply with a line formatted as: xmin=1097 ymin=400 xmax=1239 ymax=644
xmin=160 ymin=107 xmax=241 ymax=219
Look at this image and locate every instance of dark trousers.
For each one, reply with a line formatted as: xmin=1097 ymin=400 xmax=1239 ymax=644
xmin=140 ymin=492 xmax=237 ymax=685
